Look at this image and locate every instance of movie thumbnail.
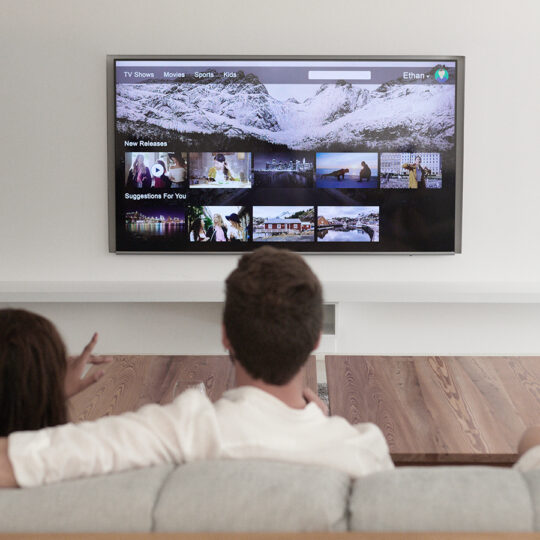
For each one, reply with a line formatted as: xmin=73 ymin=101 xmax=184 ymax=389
xmin=317 ymin=206 xmax=379 ymax=242
xmin=124 ymin=205 xmax=186 ymax=238
xmin=316 ymin=153 xmax=378 ymax=189
xmin=188 ymin=206 xmax=250 ymax=242
xmin=189 ymin=152 xmax=252 ymax=189
xmin=253 ymin=152 xmax=314 ymax=188
xmin=253 ymin=206 xmax=314 ymax=242
xmin=125 ymin=152 xmax=187 ymax=189
xmin=380 ymin=153 xmax=442 ymax=189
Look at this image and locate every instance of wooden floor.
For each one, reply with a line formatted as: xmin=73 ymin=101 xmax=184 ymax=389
xmin=69 ymin=355 xmax=317 ymax=422
xmin=326 ymin=356 xmax=540 ymax=465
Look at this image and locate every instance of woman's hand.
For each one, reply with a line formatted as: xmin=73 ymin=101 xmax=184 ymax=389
xmin=64 ymin=333 xmax=112 ymax=399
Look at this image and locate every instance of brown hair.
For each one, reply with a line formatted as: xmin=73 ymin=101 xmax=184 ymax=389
xmin=0 ymin=309 xmax=68 ymax=436
xmin=224 ymin=247 xmax=323 ymax=385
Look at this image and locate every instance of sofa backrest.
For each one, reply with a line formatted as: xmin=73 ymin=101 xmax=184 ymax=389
xmin=351 ymin=466 xmax=534 ymax=532
xmin=1 ymin=461 xmax=540 ymax=533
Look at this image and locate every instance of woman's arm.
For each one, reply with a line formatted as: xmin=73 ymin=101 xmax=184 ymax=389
xmin=4 ymin=390 xmax=220 ymax=488
xmin=65 ymin=333 xmax=112 ymax=398
xmin=0 ymin=438 xmax=17 ymax=488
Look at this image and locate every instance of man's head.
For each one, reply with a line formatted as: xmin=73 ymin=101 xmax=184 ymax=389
xmin=223 ymin=247 xmax=323 ymax=385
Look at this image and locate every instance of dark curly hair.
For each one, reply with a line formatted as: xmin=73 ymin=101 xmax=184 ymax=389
xmin=0 ymin=309 xmax=68 ymax=436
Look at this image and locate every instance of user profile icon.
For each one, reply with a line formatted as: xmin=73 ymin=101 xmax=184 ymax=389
xmin=435 ymin=67 xmax=449 ymax=83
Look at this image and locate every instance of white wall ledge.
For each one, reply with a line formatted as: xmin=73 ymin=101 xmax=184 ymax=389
xmin=2 ymin=281 xmax=540 ymax=303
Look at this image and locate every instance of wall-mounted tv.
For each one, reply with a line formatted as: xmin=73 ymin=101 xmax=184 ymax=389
xmin=108 ymin=56 xmax=464 ymax=253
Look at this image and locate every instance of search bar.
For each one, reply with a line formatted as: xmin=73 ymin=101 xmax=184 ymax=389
xmin=308 ymin=70 xmax=371 ymax=80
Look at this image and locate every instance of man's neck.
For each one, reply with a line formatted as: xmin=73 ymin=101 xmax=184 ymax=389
xmin=233 ymin=362 xmax=306 ymax=409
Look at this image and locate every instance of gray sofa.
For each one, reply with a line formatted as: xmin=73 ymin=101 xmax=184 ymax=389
xmin=0 ymin=460 xmax=536 ymax=533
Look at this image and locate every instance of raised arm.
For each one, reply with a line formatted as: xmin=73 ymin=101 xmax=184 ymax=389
xmin=3 ymin=389 xmax=220 ymax=488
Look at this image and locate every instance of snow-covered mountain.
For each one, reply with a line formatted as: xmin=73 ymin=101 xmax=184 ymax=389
xmin=116 ymin=69 xmax=455 ymax=150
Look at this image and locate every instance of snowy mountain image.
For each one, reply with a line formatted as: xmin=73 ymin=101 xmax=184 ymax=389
xmin=116 ymin=68 xmax=455 ymax=151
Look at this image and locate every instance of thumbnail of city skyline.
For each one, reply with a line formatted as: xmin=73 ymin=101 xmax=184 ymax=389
xmin=124 ymin=206 xmax=185 ymax=224
xmin=253 ymin=151 xmax=314 ymax=171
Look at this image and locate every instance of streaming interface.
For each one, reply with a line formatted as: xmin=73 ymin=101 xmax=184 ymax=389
xmin=114 ymin=59 xmax=458 ymax=252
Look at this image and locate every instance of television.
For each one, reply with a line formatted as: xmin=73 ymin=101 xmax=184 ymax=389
xmin=108 ymin=56 xmax=464 ymax=253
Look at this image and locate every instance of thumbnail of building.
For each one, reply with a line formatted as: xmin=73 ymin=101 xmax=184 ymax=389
xmin=263 ymin=218 xmax=302 ymax=233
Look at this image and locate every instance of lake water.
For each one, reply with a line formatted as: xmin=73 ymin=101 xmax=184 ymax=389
xmin=317 ymin=228 xmax=372 ymax=242
xmin=255 ymin=171 xmax=313 ymax=187
xmin=127 ymin=222 xmax=185 ymax=237
xmin=254 ymin=231 xmax=314 ymax=242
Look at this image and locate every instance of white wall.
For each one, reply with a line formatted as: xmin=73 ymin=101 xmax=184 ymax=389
xmin=3 ymin=302 xmax=540 ymax=360
xmin=1 ymin=0 xmax=540 ymax=357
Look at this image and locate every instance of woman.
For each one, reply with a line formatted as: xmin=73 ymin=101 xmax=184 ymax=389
xmin=150 ymin=160 xmax=170 ymax=189
xmin=207 ymin=154 xmax=239 ymax=185
xmin=206 ymin=213 xmax=228 ymax=242
xmin=226 ymin=213 xmax=244 ymax=242
xmin=126 ymin=154 xmax=151 ymax=189
xmin=189 ymin=218 xmax=208 ymax=242
xmin=402 ymin=156 xmax=432 ymax=189
xmin=0 ymin=309 xmax=110 ymax=436
xmin=168 ymin=154 xmax=187 ymax=188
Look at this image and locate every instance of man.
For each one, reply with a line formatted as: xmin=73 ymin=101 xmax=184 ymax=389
xmin=359 ymin=161 xmax=371 ymax=182
xmin=0 ymin=247 xmax=393 ymax=488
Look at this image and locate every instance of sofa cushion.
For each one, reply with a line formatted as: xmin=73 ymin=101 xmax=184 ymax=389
xmin=153 ymin=459 xmax=350 ymax=532
xmin=0 ymin=464 xmax=173 ymax=533
xmin=350 ymin=466 xmax=533 ymax=532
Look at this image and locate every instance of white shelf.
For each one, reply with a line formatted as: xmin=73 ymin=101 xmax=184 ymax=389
xmin=2 ymin=281 xmax=540 ymax=303
xmin=324 ymin=281 xmax=540 ymax=304
xmin=0 ymin=281 xmax=224 ymax=303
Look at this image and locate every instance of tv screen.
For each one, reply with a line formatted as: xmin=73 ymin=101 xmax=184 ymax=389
xmin=109 ymin=56 xmax=463 ymax=253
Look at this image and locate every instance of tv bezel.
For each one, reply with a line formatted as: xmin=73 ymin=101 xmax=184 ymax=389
xmin=107 ymin=55 xmax=464 ymax=255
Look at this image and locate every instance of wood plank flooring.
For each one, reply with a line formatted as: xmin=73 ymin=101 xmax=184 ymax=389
xmin=69 ymin=355 xmax=317 ymax=422
xmin=325 ymin=356 xmax=540 ymax=465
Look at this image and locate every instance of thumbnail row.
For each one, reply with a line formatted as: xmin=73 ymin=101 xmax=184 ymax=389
xmin=123 ymin=151 xmax=443 ymax=191
xmin=125 ymin=205 xmax=380 ymax=243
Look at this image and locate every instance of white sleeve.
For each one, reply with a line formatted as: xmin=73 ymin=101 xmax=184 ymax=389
xmin=8 ymin=389 xmax=221 ymax=487
xmin=354 ymin=422 xmax=395 ymax=473
xmin=514 ymin=446 xmax=540 ymax=472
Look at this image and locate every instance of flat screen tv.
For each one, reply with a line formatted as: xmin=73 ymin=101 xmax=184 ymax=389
xmin=108 ymin=56 xmax=464 ymax=253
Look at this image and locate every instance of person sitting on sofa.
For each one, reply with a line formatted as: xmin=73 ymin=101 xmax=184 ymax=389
xmin=0 ymin=247 xmax=394 ymax=489
xmin=514 ymin=427 xmax=540 ymax=471
xmin=0 ymin=308 xmax=110 ymax=437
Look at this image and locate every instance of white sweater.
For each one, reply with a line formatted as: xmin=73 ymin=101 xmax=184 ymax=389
xmin=8 ymin=386 xmax=394 ymax=487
